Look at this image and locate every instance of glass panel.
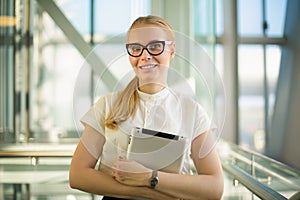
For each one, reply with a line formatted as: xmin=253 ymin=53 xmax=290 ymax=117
xmin=32 ymin=44 xmax=82 ymax=128
xmin=238 ymin=45 xmax=265 ymax=151
xmin=193 ymin=0 xmax=216 ymax=65
xmin=223 ymin=171 xmax=261 ymax=199
xmin=31 ymin=1 xmax=151 ymax=142
xmin=215 ymin=44 xmax=223 ymax=77
xmin=252 ymin=156 xmax=300 ymax=198
xmin=95 ymin=0 xmax=131 ymax=35
xmin=266 ymin=45 xmax=281 ymax=125
xmin=95 ymin=0 xmax=150 ymax=36
xmin=0 ymin=1 xmax=15 ymax=141
xmin=219 ymin=141 xmax=300 ymax=199
xmin=193 ymin=0 xmax=215 ymax=36
xmin=215 ymin=45 xmax=225 ymax=128
xmin=238 ymin=0 xmax=263 ymax=36
xmin=238 ymin=0 xmax=287 ymax=37
xmin=193 ymin=0 xmax=224 ymax=138
xmin=31 ymin=10 xmax=84 ymax=142
xmin=130 ymin=0 xmax=151 ymax=20
xmin=55 ymin=0 xmax=90 ymax=35
xmin=0 ymin=157 xmax=100 ymax=199
xmin=215 ymin=0 xmax=223 ymax=36
xmin=265 ymin=0 xmax=287 ymax=37
xmin=238 ymin=45 xmax=281 ymax=152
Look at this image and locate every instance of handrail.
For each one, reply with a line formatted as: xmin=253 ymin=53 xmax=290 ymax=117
xmin=228 ymin=142 xmax=300 ymax=175
xmin=289 ymin=191 xmax=300 ymax=200
xmin=230 ymin=151 xmax=299 ymax=189
xmin=220 ymin=140 xmax=300 ymax=199
xmin=223 ymin=162 xmax=287 ymax=200
xmin=0 ymin=151 xmax=73 ymax=157
xmin=0 ymin=143 xmax=75 ymax=157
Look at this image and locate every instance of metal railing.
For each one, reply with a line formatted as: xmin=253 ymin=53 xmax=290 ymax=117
xmin=223 ymin=162 xmax=287 ymax=199
xmin=219 ymin=140 xmax=300 ymax=199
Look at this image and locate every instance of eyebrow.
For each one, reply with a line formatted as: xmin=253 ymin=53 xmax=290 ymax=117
xmin=127 ymin=40 xmax=164 ymax=45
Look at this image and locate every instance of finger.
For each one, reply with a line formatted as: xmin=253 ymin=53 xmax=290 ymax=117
xmin=112 ymin=170 xmax=117 ymax=178
xmin=115 ymin=176 xmax=125 ymax=183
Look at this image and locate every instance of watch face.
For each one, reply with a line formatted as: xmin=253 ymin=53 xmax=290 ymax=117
xmin=150 ymin=170 xmax=158 ymax=189
xmin=151 ymin=177 xmax=158 ymax=188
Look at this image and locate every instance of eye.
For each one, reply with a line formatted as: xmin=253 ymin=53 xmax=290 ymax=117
xmin=148 ymin=42 xmax=163 ymax=51
xmin=129 ymin=44 xmax=142 ymax=52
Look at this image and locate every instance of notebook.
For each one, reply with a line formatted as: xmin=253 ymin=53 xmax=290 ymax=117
xmin=126 ymin=127 xmax=188 ymax=173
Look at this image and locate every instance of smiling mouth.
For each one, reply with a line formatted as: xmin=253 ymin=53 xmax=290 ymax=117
xmin=138 ymin=64 xmax=158 ymax=70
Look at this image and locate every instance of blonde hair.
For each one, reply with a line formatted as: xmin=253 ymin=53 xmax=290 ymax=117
xmin=105 ymin=15 xmax=174 ymax=129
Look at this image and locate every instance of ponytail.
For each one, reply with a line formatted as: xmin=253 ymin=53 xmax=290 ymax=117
xmin=105 ymin=77 xmax=139 ymax=129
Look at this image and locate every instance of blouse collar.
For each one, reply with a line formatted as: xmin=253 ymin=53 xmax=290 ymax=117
xmin=137 ymin=87 xmax=170 ymax=102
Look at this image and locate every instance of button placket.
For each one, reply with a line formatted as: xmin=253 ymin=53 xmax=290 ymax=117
xmin=145 ymin=100 xmax=155 ymax=127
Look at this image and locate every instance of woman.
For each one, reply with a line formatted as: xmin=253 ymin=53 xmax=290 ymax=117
xmin=69 ymin=15 xmax=224 ymax=200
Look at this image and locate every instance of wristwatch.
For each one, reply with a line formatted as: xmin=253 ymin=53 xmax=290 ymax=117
xmin=150 ymin=170 xmax=159 ymax=189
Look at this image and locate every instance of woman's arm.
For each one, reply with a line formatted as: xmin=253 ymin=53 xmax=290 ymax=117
xmin=69 ymin=125 xmax=178 ymax=199
xmin=156 ymin=131 xmax=224 ymax=199
xmin=114 ymin=131 xmax=224 ymax=200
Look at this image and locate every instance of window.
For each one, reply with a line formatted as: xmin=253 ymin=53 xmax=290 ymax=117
xmin=265 ymin=0 xmax=287 ymax=37
xmin=238 ymin=45 xmax=265 ymax=150
xmin=30 ymin=0 xmax=151 ymax=142
xmin=238 ymin=0 xmax=263 ymax=36
xmin=95 ymin=0 xmax=150 ymax=36
xmin=235 ymin=0 xmax=286 ymax=151
xmin=55 ymin=0 xmax=90 ymax=35
xmin=238 ymin=0 xmax=287 ymax=37
xmin=193 ymin=0 xmax=286 ymax=151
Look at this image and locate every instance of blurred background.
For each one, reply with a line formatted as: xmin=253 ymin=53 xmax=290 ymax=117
xmin=0 ymin=0 xmax=300 ymax=199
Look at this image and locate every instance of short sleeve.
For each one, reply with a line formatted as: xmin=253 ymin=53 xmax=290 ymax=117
xmin=80 ymin=96 xmax=107 ymax=136
xmin=192 ymin=103 xmax=214 ymax=140
xmin=80 ymin=126 xmax=105 ymax=159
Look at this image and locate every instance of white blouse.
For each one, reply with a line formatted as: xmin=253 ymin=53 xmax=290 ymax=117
xmin=80 ymin=87 xmax=212 ymax=174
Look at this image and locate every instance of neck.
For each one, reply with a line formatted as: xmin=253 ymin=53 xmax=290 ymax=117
xmin=139 ymin=83 xmax=165 ymax=94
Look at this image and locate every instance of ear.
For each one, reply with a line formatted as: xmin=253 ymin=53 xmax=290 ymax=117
xmin=170 ymin=43 xmax=176 ymax=59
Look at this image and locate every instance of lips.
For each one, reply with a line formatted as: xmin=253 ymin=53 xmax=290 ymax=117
xmin=138 ymin=64 xmax=158 ymax=70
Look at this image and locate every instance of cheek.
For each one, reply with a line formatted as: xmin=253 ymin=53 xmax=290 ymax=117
xmin=129 ymin=57 xmax=138 ymax=68
xmin=158 ymin=54 xmax=171 ymax=65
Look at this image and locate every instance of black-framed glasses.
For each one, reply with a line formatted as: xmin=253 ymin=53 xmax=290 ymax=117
xmin=126 ymin=40 xmax=173 ymax=57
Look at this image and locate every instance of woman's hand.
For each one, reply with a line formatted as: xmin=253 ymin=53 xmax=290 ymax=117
xmin=112 ymin=159 xmax=152 ymax=187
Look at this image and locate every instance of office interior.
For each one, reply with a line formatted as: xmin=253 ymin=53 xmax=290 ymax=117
xmin=0 ymin=0 xmax=300 ymax=199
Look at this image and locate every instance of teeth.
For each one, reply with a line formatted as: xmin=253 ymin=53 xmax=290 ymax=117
xmin=139 ymin=65 xmax=156 ymax=69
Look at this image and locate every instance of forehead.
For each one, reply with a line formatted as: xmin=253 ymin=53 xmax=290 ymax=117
xmin=127 ymin=26 xmax=171 ymax=44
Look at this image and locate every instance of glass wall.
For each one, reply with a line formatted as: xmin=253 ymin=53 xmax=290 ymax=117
xmin=193 ymin=0 xmax=286 ymax=151
xmin=30 ymin=0 xmax=151 ymax=142
xmin=0 ymin=0 xmax=33 ymax=142
xmin=0 ymin=1 xmax=15 ymax=138
xmin=1 ymin=0 xmax=287 ymax=152
xmin=31 ymin=1 xmax=85 ymax=142
xmin=237 ymin=0 xmax=286 ymax=151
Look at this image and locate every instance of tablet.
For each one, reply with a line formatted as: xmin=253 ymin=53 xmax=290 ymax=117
xmin=126 ymin=127 xmax=187 ymax=173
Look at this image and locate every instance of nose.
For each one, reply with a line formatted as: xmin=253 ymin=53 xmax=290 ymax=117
xmin=140 ymin=48 xmax=152 ymax=61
